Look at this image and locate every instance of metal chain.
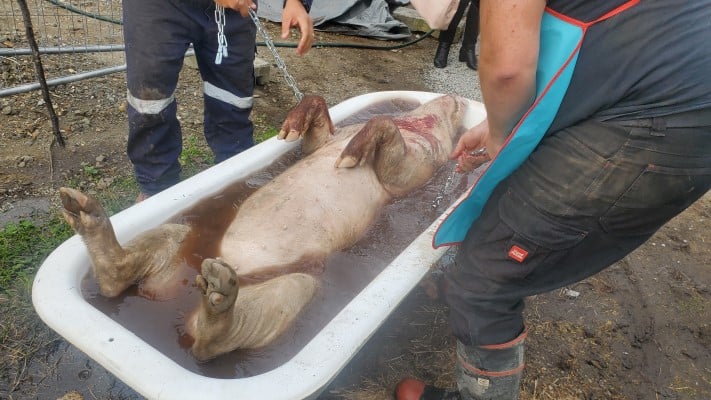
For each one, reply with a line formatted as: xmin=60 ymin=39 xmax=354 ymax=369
xmin=248 ymin=8 xmax=303 ymax=101
xmin=214 ymin=4 xmax=228 ymax=64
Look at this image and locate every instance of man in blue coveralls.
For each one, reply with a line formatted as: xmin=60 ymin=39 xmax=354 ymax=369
xmin=122 ymin=0 xmax=313 ymax=201
xmin=397 ymin=0 xmax=711 ymax=399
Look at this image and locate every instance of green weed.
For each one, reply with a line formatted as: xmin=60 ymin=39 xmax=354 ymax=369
xmin=0 ymin=217 xmax=72 ymax=292
xmin=255 ymin=126 xmax=279 ymax=144
xmin=81 ymin=162 xmax=101 ymax=178
xmin=180 ymin=134 xmax=213 ymax=178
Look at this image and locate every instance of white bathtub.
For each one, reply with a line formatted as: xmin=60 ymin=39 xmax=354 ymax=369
xmin=32 ymin=91 xmax=486 ymax=400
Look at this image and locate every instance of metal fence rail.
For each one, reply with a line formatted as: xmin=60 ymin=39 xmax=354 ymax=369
xmin=0 ymin=0 xmax=125 ymax=97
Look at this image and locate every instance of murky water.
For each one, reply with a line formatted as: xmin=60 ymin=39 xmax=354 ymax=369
xmin=81 ymin=99 xmax=473 ymax=379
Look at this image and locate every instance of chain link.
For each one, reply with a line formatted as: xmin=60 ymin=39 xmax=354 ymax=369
xmin=214 ymin=4 xmax=228 ymax=64
xmin=248 ymin=8 xmax=303 ymax=101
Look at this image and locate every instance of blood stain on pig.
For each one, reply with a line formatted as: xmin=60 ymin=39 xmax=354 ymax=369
xmin=394 ymin=115 xmax=436 ymax=132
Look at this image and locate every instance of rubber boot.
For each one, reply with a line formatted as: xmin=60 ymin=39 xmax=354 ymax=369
xmin=434 ymin=42 xmax=451 ymax=68
xmin=395 ymin=329 xmax=526 ymax=400
xmin=455 ymin=329 xmax=527 ymax=400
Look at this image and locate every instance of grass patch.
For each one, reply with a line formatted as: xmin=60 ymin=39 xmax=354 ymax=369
xmin=255 ymin=126 xmax=279 ymax=144
xmin=0 ymin=217 xmax=73 ymax=291
xmin=0 ymin=215 xmax=72 ymax=396
xmin=252 ymin=114 xmax=280 ymax=144
xmin=180 ymin=133 xmax=213 ymax=178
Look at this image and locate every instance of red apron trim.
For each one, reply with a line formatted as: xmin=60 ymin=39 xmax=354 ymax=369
xmin=545 ymin=7 xmax=586 ymax=27
xmin=546 ymin=0 xmax=640 ymax=28
xmin=589 ymin=0 xmax=640 ymax=25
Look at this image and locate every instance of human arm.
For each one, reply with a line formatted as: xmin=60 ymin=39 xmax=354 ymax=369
xmin=282 ymin=0 xmax=314 ymax=56
xmin=212 ymin=0 xmax=314 ymax=56
xmin=214 ymin=0 xmax=256 ymax=16
xmin=475 ymin=0 xmax=545 ymax=157
xmin=450 ymin=120 xmax=491 ymax=172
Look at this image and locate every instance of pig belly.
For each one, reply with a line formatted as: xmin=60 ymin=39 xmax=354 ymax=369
xmin=219 ymin=153 xmax=390 ymax=276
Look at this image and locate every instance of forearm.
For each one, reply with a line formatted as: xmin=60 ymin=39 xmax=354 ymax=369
xmin=479 ymin=59 xmax=536 ymax=145
xmin=479 ymin=0 xmax=545 ymax=147
xmin=284 ymin=0 xmax=312 ymax=12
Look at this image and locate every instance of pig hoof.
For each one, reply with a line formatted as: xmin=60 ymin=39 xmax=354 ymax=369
xmin=196 ymin=258 xmax=239 ymax=314
xmin=58 ymin=187 xmax=108 ymax=234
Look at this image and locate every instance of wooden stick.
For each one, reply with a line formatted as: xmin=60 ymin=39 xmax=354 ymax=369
xmin=16 ymin=0 xmax=65 ymax=147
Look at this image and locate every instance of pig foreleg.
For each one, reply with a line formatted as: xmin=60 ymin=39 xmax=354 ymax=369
xmin=278 ymin=95 xmax=335 ymax=155
xmin=190 ymin=258 xmax=319 ymax=361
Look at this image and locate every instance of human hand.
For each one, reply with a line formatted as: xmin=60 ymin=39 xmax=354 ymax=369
xmin=214 ymin=0 xmax=256 ymax=17
xmin=282 ymin=0 xmax=314 ymax=56
xmin=450 ymin=120 xmax=492 ymax=173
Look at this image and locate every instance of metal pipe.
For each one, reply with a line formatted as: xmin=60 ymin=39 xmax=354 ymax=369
xmin=0 ymin=50 xmax=196 ymax=97
xmin=0 ymin=45 xmax=125 ymax=56
xmin=0 ymin=64 xmax=126 ymax=97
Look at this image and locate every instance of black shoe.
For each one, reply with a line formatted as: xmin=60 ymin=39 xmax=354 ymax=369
xmin=434 ymin=42 xmax=452 ymax=69
xmin=459 ymin=47 xmax=478 ymax=70
xmin=395 ymin=378 xmax=461 ymax=400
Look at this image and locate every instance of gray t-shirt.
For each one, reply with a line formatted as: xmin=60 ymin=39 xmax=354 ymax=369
xmin=546 ymin=0 xmax=711 ymax=133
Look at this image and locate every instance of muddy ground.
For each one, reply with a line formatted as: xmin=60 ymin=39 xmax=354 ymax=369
xmin=1 ymin=17 xmax=710 ymax=400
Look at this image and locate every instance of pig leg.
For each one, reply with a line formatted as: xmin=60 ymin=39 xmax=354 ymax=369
xmin=59 ymin=187 xmax=190 ymax=299
xmin=335 ymin=116 xmax=435 ymax=196
xmin=190 ymin=258 xmax=319 ymax=360
xmin=278 ymin=95 xmax=335 ymax=155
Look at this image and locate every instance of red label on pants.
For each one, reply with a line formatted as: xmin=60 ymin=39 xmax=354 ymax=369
xmin=508 ymin=245 xmax=529 ymax=263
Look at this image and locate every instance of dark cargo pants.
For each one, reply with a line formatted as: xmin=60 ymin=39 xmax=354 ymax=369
xmin=445 ymin=108 xmax=711 ymax=347
xmin=123 ymin=0 xmax=256 ymax=195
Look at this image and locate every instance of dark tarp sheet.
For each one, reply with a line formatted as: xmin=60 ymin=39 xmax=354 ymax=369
xmin=257 ymin=0 xmax=412 ymax=40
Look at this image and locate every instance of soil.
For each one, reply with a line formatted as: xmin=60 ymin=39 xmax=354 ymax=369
xmin=1 ymin=17 xmax=710 ymax=400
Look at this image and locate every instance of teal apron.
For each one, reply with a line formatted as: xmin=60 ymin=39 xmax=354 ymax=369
xmin=433 ymin=1 xmax=640 ymax=248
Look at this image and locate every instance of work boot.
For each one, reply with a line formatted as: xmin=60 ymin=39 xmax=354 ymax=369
xmin=434 ymin=42 xmax=451 ymax=68
xmin=455 ymin=328 xmax=527 ymax=400
xmin=395 ymin=378 xmax=461 ymax=400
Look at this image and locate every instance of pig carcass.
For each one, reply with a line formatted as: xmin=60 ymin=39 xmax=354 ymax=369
xmin=59 ymin=94 xmax=467 ymax=360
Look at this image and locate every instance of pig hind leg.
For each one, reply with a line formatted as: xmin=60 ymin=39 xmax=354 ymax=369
xmin=191 ymin=258 xmax=320 ymax=360
xmin=60 ymin=187 xmax=192 ymax=299
xmin=59 ymin=187 xmax=182 ymax=298
xmin=196 ymin=258 xmax=239 ymax=315
xmin=336 ymin=116 xmax=427 ymax=194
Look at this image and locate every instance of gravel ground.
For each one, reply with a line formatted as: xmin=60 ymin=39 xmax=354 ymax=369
xmin=423 ymin=43 xmax=483 ymax=102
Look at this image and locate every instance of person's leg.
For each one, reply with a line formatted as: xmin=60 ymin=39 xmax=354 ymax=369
xmin=399 ymin=110 xmax=711 ymax=400
xmin=193 ymin=4 xmax=256 ymax=163
xmin=459 ymin=0 xmax=479 ymax=70
xmin=123 ymin=0 xmax=197 ymax=196
xmin=435 ymin=0 xmax=471 ymax=68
